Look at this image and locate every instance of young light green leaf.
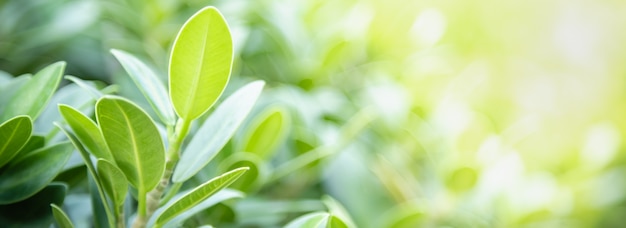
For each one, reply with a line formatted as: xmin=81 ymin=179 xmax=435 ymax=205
xmin=0 ymin=62 xmax=65 ymax=122
xmin=219 ymin=152 xmax=266 ymax=192
xmin=240 ymin=106 xmax=290 ymax=159
xmin=0 ymin=74 xmax=30 ymax=115
xmin=58 ymin=104 xmax=113 ymax=162
xmin=173 ymin=81 xmax=265 ymax=183
xmin=51 ymin=204 xmax=75 ymax=228
xmin=0 ymin=115 xmax=32 ymax=168
xmin=111 ymin=49 xmax=176 ymax=126
xmin=169 ymin=6 xmax=233 ymax=121
xmin=96 ymin=96 xmax=165 ymax=192
xmin=155 ymin=167 xmax=248 ymax=227
xmin=96 ymin=159 xmax=128 ymax=207
xmin=0 ymin=142 xmax=73 ymax=204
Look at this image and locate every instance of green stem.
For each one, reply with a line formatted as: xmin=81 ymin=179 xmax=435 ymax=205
xmin=132 ymin=118 xmax=191 ymax=228
xmin=116 ymin=205 xmax=126 ymax=228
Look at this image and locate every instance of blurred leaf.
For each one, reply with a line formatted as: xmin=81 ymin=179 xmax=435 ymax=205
xmin=285 ymin=212 xmax=348 ymax=228
xmin=96 ymin=96 xmax=165 ymax=192
xmin=35 ymin=83 xmax=96 ymax=137
xmin=155 ymin=167 xmax=248 ymax=227
xmin=0 ymin=74 xmax=30 ymax=115
xmin=64 ymin=75 xmax=104 ymax=99
xmin=59 ymin=104 xmax=113 ymax=162
xmin=219 ymin=152 xmax=265 ymax=192
xmin=173 ymin=81 xmax=265 ymax=183
xmin=15 ymin=135 xmax=44 ymax=159
xmin=0 ymin=142 xmax=72 ymax=204
xmin=111 ymin=49 xmax=176 ymax=126
xmin=51 ymin=204 xmax=75 ymax=228
xmin=240 ymin=106 xmax=290 ymax=159
xmin=0 ymin=62 xmax=65 ymax=122
xmin=322 ymin=196 xmax=357 ymax=228
xmin=446 ymin=167 xmax=478 ymax=192
xmin=0 ymin=115 xmax=32 ymax=168
xmin=96 ymin=159 xmax=128 ymax=208
xmin=150 ymin=189 xmax=244 ymax=228
xmin=0 ymin=183 xmax=67 ymax=227
xmin=169 ymin=6 xmax=233 ymax=121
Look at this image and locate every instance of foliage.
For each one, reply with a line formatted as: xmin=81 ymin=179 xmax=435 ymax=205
xmin=3 ymin=0 xmax=626 ymax=227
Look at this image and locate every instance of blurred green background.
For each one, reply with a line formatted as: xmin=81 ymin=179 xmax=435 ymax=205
xmin=3 ymin=0 xmax=626 ymax=227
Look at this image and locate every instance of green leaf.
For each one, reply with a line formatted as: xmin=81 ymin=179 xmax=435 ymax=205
xmin=59 ymin=104 xmax=113 ymax=162
xmin=64 ymin=75 xmax=104 ymax=99
xmin=240 ymin=106 xmax=290 ymax=159
xmin=96 ymin=159 xmax=128 ymax=207
xmin=35 ymin=83 xmax=95 ymax=136
xmin=0 ymin=142 xmax=73 ymax=204
xmin=173 ymin=81 xmax=265 ymax=183
xmin=322 ymin=196 xmax=356 ymax=228
xmin=15 ymin=135 xmax=44 ymax=159
xmin=0 ymin=115 xmax=32 ymax=168
xmin=51 ymin=204 xmax=75 ymax=228
xmin=149 ymin=189 xmax=243 ymax=228
xmin=0 ymin=183 xmax=67 ymax=227
xmin=155 ymin=167 xmax=248 ymax=227
xmin=169 ymin=6 xmax=233 ymax=121
xmin=0 ymin=74 xmax=30 ymax=115
xmin=0 ymin=62 xmax=65 ymax=122
xmin=111 ymin=49 xmax=176 ymax=126
xmin=285 ymin=212 xmax=348 ymax=228
xmin=219 ymin=152 xmax=266 ymax=192
xmin=96 ymin=96 xmax=165 ymax=192
xmin=55 ymin=124 xmax=115 ymax=227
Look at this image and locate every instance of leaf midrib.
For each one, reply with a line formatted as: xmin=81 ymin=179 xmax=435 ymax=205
xmin=114 ymin=100 xmax=144 ymax=188
xmin=0 ymin=119 xmax=24 ymax=155
xmin=182 ymin=19 xmax=211 ymax=119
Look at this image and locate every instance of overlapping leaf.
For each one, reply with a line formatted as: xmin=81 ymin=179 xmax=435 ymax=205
xmin=173 ymin=81 xmax=265 ymax=183
xmin=0 ymin=115 xmax=32 ymax=168
xmin=0 ymin=62 xmax=65 ymax=122
xmin=96 ymin=96 xmax=165 ymax=192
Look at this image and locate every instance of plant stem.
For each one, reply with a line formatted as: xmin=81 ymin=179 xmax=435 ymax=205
xmin=132 ymin=118 xmax=191 ymax=228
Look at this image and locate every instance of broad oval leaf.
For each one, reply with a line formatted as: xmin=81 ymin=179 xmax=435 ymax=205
xmin=173 ymin=81 xmax=265 ymax=183
xmin=155 ymin=167 xmax=248 ymax=227
xmin=0 ymin=183 xmax=67 ymax=227
xmin=51 ymin=204 xmax=75 ymax=228
xmin=59 ymin=104 xmax=113 ymax=162
xmin=240 ymin=106 xmax=290 ymax=159
xmin=96 ymin=96 xmax=165 ymax=192
xmin=111 ymin=49 xmax=176 ymax=126
xmin=0 ymin=115 xmax=32 ymax=168
xmin=96 ymin=159 xmax=128 ymax=207
xmin=0 ymin=62 xmax=65 ymax=122
xmin=0 ymin=142 xmax=73 ymax=204
xmin=169 ymin=6 xmax=233 ymax=121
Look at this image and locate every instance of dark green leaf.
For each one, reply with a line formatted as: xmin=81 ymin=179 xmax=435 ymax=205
xmin=0 ymin=115 xmax=32 ymax=168
xmin=0 ymin=183 xmax=67 ymax=227
xmin=51 ymin=203 xmax=75 ymax=228
xmin=0 ymin=142 xmax=73 ymax=204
